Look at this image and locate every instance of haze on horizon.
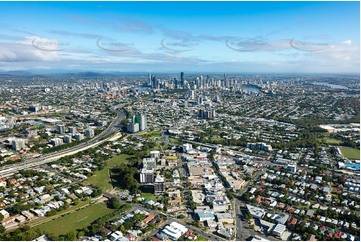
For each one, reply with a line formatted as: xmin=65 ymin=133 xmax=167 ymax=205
xmin=0 ymin=1 xmax=359 ymax=74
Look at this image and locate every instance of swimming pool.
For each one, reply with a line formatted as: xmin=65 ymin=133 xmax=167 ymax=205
xmin=345 ymin=163 xmax=360 ymax=170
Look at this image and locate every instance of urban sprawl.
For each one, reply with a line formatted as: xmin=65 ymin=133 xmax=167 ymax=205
xmin=0 ymin=72 xmax=359 ymax=241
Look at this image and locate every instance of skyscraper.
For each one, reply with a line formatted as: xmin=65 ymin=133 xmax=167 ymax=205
xmin=133 ymin=115 xmax=140 ymax=125
xmin=139 ymin=114 xmax=147 ymax=131
xmin=127 ymin=113 xmax=146 ymax=133
xmin=151 ymin=75 xmax=157 ymax=89
xmin=180 ymin=72 xmax=184 ymax=88
xmin=197 ymin=96 xmax=204 ymax=105
xmin=188 ymin=90 xmax=195 ymax=99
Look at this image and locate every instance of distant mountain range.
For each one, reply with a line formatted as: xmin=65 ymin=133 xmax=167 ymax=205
xmin=0 ymin=71 xmax=35 ymax=76
xmin=0 ymin=70 xmax=152 ymax=77
xmin=0 ymin=70 xmax=358 ymax=78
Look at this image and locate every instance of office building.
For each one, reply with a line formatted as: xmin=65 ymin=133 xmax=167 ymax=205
xmin=286 ymin=164 xmax=297 ymax=174
xmin=213 ymin=95 xmax=221 ymax=103
xmin=127 ymin=113 xmax=146 ymax=133
xmin=180 ymin=72 xmax=185 ymax=88
xmin=75 ymin=133 xmax=84 ymax=141
xmin=188 ymin=90 xmax=195 ymax=100
xmin=247 ymin=142 xmax=273 ymax=152
xmin=150 ymin=151 xmax=160 ymax=159
xmin=182 ymin=143 xmax=192 ymax=153
xmin=139 ymin=114 xmax=147 ymax=131
xmin=151 ymin=75 xmax=157 ymax=89
xmin=50 ymin=138 xmax=63 ymax=147
xmin=154 ymin=174 xmax=166 ymax=194
xmin=68 ymin=126 xmax=77 ymax=134
xmin=56 ymin=125 xmax=65 ymax=134
xmin=84 ymin=128 xmax=94 ymax=138
xmin=143 ymin=158 xmax=157 ymax=169
xmin=21 ymin=129 xmax=37 ymax=138
xmin=197 ymin=96 xmax=203 ymax=105
xmin=198 ymin=108 xmax=216 ymax=119
xmin=148 ymin=73 xmax=152 ymax=86
xmin=127 ymin=123 xmax=139 ymax=133
xmin=29 ymin=104 xmax=40 ymax=112
xmin=12 ymin=138 xmax=26 ymax=151
xmin=140 ymin=168 xmax=155 ymax=184
xmin=63 ymin=135 xmax=72 ymax=143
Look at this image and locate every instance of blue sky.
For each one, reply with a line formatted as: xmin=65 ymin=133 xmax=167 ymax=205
xmin=0 ymin=1 xmax=359 ymax=73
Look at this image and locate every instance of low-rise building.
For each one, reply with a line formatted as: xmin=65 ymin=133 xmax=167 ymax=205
xmin=273 ymin=224 xmax=287 ymax=237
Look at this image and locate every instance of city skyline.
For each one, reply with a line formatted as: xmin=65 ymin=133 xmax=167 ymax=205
xmin=0 ymin=1 xmax=360 ymax=73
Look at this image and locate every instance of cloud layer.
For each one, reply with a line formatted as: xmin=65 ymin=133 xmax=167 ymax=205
xmin=0 ymin=14 xmax=359 ymax=73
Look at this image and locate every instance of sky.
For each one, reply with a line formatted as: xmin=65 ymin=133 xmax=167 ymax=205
xmin=0 ymin=1 xmax=359 ymax=73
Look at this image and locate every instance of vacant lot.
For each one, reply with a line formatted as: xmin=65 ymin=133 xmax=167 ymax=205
xmin=32 ymin=203 xmax=113 ymax=237
xmin=324 ymin=138 xmax=342 ymax=144
xmin=339 ymin=147 xmax=360 ymax=159
xmin=139 ymin=130 xmax=162 ymax=139
xmin=86 ymin=154 xmax=131 ymax=191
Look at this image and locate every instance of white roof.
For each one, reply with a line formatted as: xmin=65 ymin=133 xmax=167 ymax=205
xmin=169 ymin=222 xmax=188 ymax=234
xmin=273 ymin=224 xmax=286 ymax=233
xmin=247 ymin=204 xmax=265 ymax=218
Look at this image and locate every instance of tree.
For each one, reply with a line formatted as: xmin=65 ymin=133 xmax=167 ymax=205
xmin=244 ymin=210 xmax=252 ymax=221
xmin=46 ymin=210 xmax=57 ymax=217
xmin=178 ymin=214 xmax=186 ymax=219
xmin=0 ymin=225 xmax=5 ymax=233
xmin=226 ymin=189 xmax=234 ymax=199
xmin=109 ymin=197 xmax=121 ymax=209
xmin=91 ymin=187 xmax=103 ymax=198
xmin=77 ymin=230 xmax=85 ymax=238
xmin=65 ymin=231 xmax=76 ymax=241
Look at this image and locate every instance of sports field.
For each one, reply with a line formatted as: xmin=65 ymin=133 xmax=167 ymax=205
xmin=339 ymin=147 xmax=360 ymax=160
xmin=31 ymin=203 xmax=113 ymax=237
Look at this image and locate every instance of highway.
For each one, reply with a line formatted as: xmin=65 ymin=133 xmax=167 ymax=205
xmin=0 ymin=105 xmax=127 ymax=177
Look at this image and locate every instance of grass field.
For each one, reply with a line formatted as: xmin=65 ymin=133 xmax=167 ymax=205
xmin=169 ymin=137 xmax=182 ymax=145
xmin=196 ymin=236 xmax=209 ymax=241
xmin=141 ymin=192 xmax=157 ymax=201
xmin=139 ymin=130 xmax=162 ymax=139
xmin=28 ymin=200 xmax=91 ymax=227
xmin=324 ymin=138 xmax=342 ymax=144
xmin=166 ymin=156 xmax=178 ymax=160
xmin=209 ymin=137 xmax=225 ymax=143
xmin=32 ymin=203 xmax=113 ymax=237
xmin=86 ymin=154 xmax=131 ymax=191
xmin=339 ymin=147 xmax=360 ymax=160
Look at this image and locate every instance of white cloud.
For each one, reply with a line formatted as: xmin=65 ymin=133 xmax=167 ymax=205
xmin=0 ymin=36 xmax=60 ymax=62
xmin=341 ymin=40 xmax=352 ymax=45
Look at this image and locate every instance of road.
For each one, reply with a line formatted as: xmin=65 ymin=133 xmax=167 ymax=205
xmin=0 ymin=105 xmax=127 ymax=177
